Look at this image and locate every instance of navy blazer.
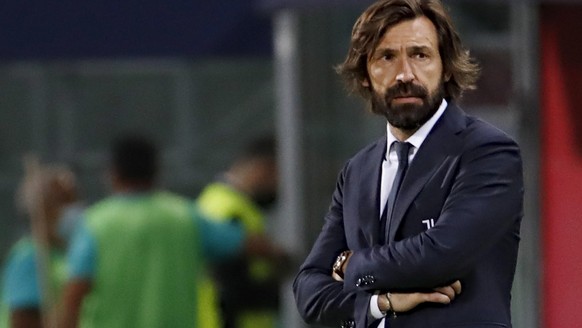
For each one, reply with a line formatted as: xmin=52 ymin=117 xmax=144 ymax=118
xmin=293 ymin=104 xmax=523 ymax=328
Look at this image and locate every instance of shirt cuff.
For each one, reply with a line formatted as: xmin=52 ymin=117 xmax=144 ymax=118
xmin=370 ymin=292 xmax=385 ymax=319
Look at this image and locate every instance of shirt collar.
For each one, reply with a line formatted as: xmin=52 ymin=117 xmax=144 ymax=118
xmin=386 ymin=98 xmax=448 ymax=156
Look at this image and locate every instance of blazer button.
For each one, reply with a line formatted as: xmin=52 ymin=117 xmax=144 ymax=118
xmin=365 ymin=275 xmax=376 ymax=284
xmin=356 ymin=275 xmax=376 ymax=287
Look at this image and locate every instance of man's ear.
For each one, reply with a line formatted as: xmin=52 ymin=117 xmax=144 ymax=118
xmin=444 ymin=71 xmax=452 ymax=82
xmin=362 ymin=79 xmax=370 ymax=87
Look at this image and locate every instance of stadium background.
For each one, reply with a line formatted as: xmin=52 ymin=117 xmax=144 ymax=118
xmin=0 ymin=1 xmax=580 ymax=327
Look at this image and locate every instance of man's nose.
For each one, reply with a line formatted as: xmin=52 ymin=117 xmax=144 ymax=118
xmin=395 ymin=57 xmax=415 ymax=83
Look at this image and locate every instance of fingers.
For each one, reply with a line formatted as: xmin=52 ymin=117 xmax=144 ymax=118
xmin=433 ymin=285 xmax=456 ymax=301
xmin=451 ymin=280 xmax=462 ymax=295
xmin=434 ymin=280 xmax=462 ymax=297
xmin=388 ymin=280 xmax=464 ymax=312
xmin=428 ymin=280 xmax=462 ymax=304
xmin=422 ymin=292 xmax=453 ymax=304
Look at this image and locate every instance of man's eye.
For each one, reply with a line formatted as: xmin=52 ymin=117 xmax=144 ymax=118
xmin=414 ymin=53 xmax=428 ymax=59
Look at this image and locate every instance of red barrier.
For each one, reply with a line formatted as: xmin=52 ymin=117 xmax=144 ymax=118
xmin=541 ymin=5 xmax=582 ymax=328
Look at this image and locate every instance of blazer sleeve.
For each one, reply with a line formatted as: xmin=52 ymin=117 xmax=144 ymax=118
xmin=293 ymin=163 xmax=357 ymax=326
xmin=343 ymin=133 xmax=524 ymax=292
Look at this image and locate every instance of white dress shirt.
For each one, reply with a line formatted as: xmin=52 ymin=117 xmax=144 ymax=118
xmin=369 ymin=99 xmax=448 ymax=325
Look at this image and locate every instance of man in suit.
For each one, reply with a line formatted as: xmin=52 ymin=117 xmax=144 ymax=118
xmin=293 ymin=0 xmax=524 ymax=327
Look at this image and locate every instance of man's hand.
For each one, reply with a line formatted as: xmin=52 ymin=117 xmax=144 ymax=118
xmin=379 ymin=280 xmax=462 ymax=313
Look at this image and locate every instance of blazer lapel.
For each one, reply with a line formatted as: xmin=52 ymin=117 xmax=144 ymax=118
xmin=357 ymin=137 xmax=386 ymax=246
xmin=387 ymin=104 xmax=467 ymax=242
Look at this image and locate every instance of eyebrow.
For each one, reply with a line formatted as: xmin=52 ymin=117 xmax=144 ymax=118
xmin=407 ymin=45 xmax=433 ymax=54
xmin=372 ymin=48 xmax=397 ymax=58
xmin=373 ymin=45 xmax=434 ymax=57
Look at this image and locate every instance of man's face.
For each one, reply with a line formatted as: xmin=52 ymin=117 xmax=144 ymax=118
xmin=366 ymin=16 xmax=446 ymax=130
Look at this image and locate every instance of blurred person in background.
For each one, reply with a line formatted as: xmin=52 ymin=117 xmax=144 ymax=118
xmin=59 ymin=134 xmax=263 ymax=328
xmin=293 ymin=0 xmax=524 ymax=327
xmin=197 ymin=135 xmax=290 ymax=328
xmin=1 ymin=163 xmax=82 ymax=328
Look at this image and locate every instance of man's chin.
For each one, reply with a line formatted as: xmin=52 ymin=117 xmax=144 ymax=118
xmin=385 ymin=103 xmax=430 ymax=129
xmin=386 ymin=117 xmax=423 ymax=131
xmin=388 ymin=102 xmax=425 ymax=114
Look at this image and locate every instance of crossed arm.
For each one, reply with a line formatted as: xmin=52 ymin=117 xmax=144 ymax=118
xmin=332 ymin=250 xmax=461 ymax=314
xmin=293 ymin=137 xmax=523 ymax=325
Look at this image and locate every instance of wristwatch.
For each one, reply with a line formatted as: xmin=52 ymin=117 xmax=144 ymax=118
xmin=332 ymin=251 xmax=350 ymax=279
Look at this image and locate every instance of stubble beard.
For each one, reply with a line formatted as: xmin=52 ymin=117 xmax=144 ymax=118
xmin=370 ymin=81 xmax=445 ymax=132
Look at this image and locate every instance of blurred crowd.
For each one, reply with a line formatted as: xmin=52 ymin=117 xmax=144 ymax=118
xmin=0 ymin=133 xmax=291 ymax=328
